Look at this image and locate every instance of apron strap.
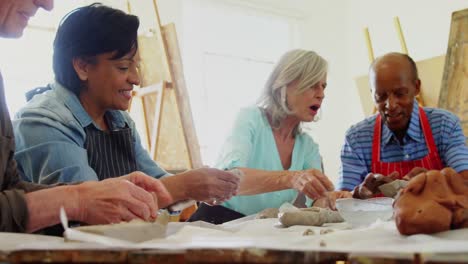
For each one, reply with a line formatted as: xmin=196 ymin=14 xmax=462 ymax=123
xmin=371 ymin=114 xmax=382 ymax=172
xmin=418 ymin=107 xmax=438 ymax=154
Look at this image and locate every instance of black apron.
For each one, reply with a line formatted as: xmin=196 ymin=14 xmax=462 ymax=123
xmin=43 ymin=119 xmax=138 ymax=236
xmin=84 ymin=122 xmax=137 ymax=179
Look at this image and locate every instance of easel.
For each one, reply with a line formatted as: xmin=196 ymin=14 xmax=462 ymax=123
xmin=127 ymin=0 xmax=202 ymax=219
xmin=438 ymin=8 xmax=468 ymax=144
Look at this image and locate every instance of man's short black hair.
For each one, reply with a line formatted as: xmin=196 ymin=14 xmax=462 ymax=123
xmin=402 ymin=53 xmax=419 ymax=80
xmin=53 ymin=3 xmax=140 ymax=94
xmin=370 ymin=52 xmax=419 ymax=81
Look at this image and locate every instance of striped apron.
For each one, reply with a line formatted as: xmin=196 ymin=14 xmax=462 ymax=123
xmin=44 ymin=118 xmax=137 ymax=236
xmin=84 ymin=123 xmax=137 ymax=179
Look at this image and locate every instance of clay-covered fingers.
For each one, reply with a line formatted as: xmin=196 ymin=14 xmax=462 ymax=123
xmin=302 ymin=181 xmax=323 ymax=200
xmin=121 ymin=180 xmax=157 ymax=221
xmin=357 ymin=185 xmax=373 ymax=199
xmin=313 ymin=170 xmax=335 ymax=192
xmin=121 ymin=171 xmax=173 ymax=208
xmin=403 ymin=167 xmax=427 ymax=180
xmin=119 ymin=206 xmax=141 ymax=222
xmin=169 ymin=167 xmax=241 ymax=203
xmin=311 ymin=197 xmax=328 ymax=208
xmin=76 ymin=179 xmax=158 ymax=224
xmin=300 ymin=170 xmax=335 ymax=199
xmin=374 ymin=171 xmax=400 ymax=183
xmin=188 ymin=168 xmax=240 ymax=202
xmin=357 ymin=171 xmax=401 ymax=199
xmin=362 ymin=173 xmax=377 ymax=186
xmin=326 ymin=191 xmax=352 ymax=210
xmin=361 ymin=172 xmax=397 ymax=197
xmin=217 ymin=169 xmax=241 ymax=192
xmin=311 ymin=169 xmax=335 ymax=192
xmin=354 ymin=174 xmax=375 ymax=199
xmin=201 ymin=182 xmax=237 ymax=204
xmin=215 ymin=169 xmax=241 ymax=186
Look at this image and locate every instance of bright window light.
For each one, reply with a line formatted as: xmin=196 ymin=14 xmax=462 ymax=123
xmin=181 ymin=0 xmax=298 ymax=166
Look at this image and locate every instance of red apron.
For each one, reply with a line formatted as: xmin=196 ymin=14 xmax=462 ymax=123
xmin=371 ymin=107 xmax=444 ymax=178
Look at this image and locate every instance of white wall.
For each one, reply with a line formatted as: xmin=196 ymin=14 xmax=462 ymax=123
xmin=296 ymin=0 xmax=356 ymax=183
xmin=158 ymin=0 xmax=307 ymax=165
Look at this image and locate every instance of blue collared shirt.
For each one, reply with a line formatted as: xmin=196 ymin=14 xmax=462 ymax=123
xmin=13 ymin=82 xmax=168 ymax=184
xmin=338 ymin=100 xmax=468 ymax=190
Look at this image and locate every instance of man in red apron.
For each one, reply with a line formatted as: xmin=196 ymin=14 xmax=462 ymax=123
xmin=338 ymin=52 xmax=468 ymax=198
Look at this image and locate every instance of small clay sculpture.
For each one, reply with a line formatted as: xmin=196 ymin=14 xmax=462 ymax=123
xmin=279 ymin=207 xmax=344 ymax=227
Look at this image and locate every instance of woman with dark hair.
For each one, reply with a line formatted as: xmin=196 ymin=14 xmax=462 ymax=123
xmin=13 ymin=4 xmax=239 ymax=207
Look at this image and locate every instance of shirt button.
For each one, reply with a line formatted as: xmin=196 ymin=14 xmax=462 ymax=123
xmin=405 ymin=154 xmax=409 ymax=159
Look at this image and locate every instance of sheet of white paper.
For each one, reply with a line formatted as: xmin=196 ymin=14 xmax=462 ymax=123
xmin=0 ymin=233 xmax=64 ymax=252
xmin=3 ymin=209 xmax=467 ymax=255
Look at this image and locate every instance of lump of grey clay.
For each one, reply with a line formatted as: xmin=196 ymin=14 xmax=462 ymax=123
xmin=72 ymin=211 xmax=170 ymax=243
xmin=279 ymin=207 xmax=344 ymax=227
xmin=320 ymin=229 xmax=334 ymax=235
xmin=255 ymin=208 xmax=280 ymax=219
xmin=379 ymin=180 xmax=408 ymax=198
xmin=302 ymin=229 xmax=315 ymax=236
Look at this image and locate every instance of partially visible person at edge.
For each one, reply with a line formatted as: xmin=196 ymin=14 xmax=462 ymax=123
xmin=212 ymin=49 xmax=349 ymax=217
xmin=0 ymin=0 xmax=176 ymax=233
xmin=13 ymin=4 xmax=239 ymax=209
xmin=338 ymin=52 xmax=468 ymax=199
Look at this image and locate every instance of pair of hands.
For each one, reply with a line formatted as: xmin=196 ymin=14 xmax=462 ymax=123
xmin=74 ymin=171 xmax=172 ymax=225
xmin=290 ymin=169 xmax=335 ymax=200
xmin=74 ymin=168 xmax=240 ymax=225
xmin=289 ymin=167 xmax=428 ymax=210
xmin=174 ymin=168 xmax=240 ymax=205
xmin=353 ymin=167 xmax=428 ymax=199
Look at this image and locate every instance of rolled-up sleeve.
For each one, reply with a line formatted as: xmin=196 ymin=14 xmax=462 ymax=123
xmin=0 ymin=136 xmax=48 ymax=232
xmin=338 ymin=131 xmax=369 ymax=191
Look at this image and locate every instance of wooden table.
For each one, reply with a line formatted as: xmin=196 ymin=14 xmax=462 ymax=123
xmin=1 ymin=249 xmax=467 ymax=263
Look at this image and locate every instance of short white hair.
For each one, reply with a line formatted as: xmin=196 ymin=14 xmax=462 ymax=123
xmin=258 ymin=49 xmax=328 ymax=129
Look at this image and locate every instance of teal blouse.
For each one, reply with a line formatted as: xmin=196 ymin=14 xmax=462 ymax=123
xmin=215 ymin=106 xmax=322 ymax=215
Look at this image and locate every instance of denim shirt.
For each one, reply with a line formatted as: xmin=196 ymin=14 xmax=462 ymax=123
xmin=13 ymin=82 xmax=168 ymax=184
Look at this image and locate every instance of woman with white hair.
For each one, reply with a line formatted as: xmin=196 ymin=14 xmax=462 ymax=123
xmin=210 ymin=49 xmax=348 ymax=217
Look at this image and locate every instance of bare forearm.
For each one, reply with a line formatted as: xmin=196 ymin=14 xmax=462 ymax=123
xmin=160 ymin=176 xmax=187 ymax=204
xmin=25 ymin=185 xmax=79 ymax=233
xmin=236 ymin=168 xmax=293 ymax=195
